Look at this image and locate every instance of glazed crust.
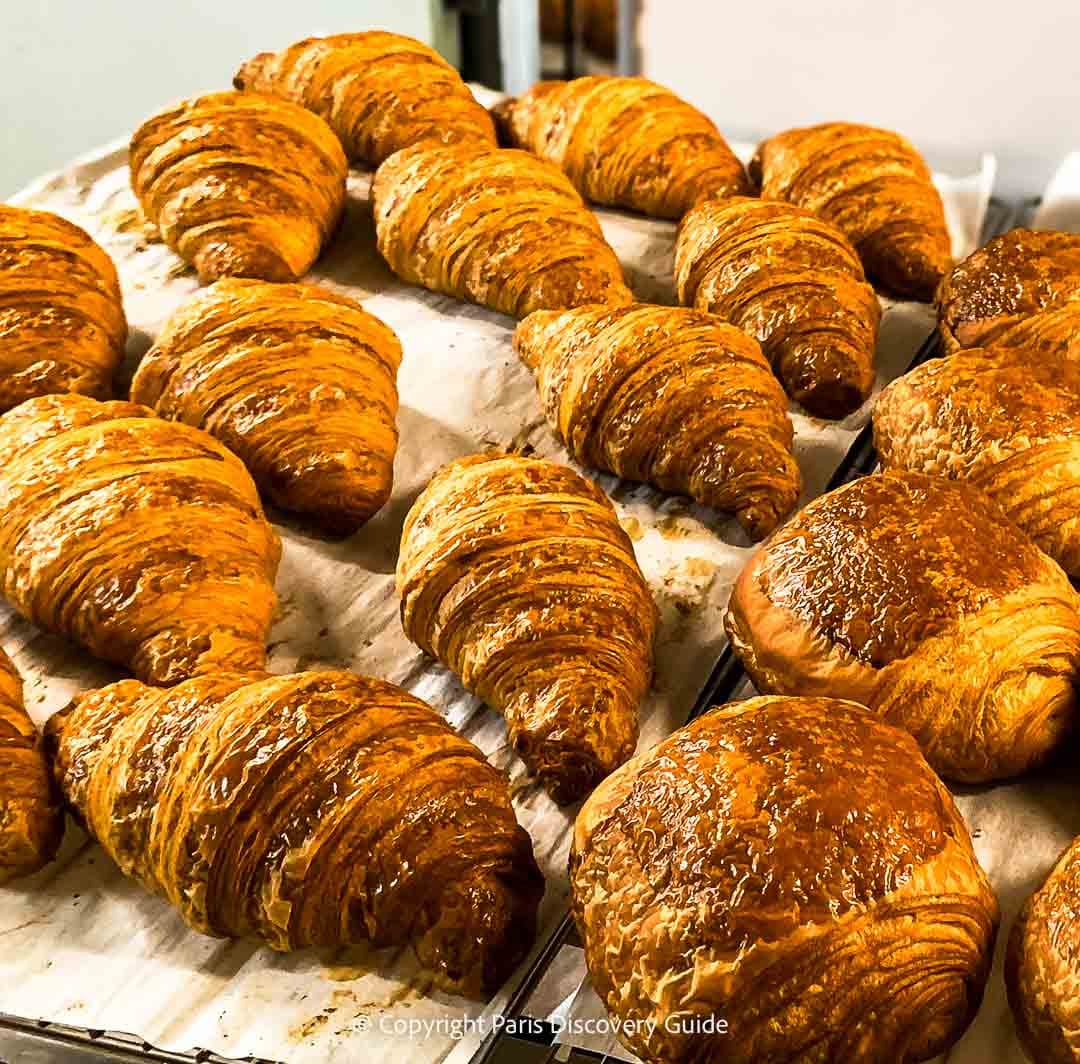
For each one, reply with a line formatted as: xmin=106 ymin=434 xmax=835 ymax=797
xmin=570 ymin=695 xmax=998 ymax=1063
xmin=675 ymin=196 xmax=880 ymax=418
xmin=491 ymin=76 xmax=749 ymax=219
xmin=725 ymin=471 xmax=1080 ymax=782
xmin=0 ymin=206 xmax=127 ymax=412
xmin=130 ymin=279 xmax=401 ymax=535
xmin=234 ymin=31 xmax=496 ymax=166
xmin=514 ymin=303 xmax=801 ymax=539
xmin=396 ymin=452 xmax=656 ymax=804
xmin=1007 ymin=837 xmax=1080 ymax=1064
xmin=129 ymin=91 xmax=347 ymax=284
xmin=46 ymin=670 xmax=542 ymax=996
xmin=0 ymin=394 xmax=280 ymax=685
xmin=372 ymin=143 xmax=632 ymax=318
xmin=751 ymin=123 xmax=951 ymax=302
xmin=874 ymin=346 xmax=1080 ymax=575
xmin=0 ymin=647 xmax=62 ymax=884
xmin=937 ymin=229 xmax=1080 ymax=352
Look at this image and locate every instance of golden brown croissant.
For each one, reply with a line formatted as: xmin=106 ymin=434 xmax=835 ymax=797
xmin=397 ymin=453 xmax=656 ymax=804
xmin=234 ymin=31 xmax=495 ymax=166
xmin=46 ymin=669 xmax=543 ymax=995
xmin=675 ymin=196 xmax=880 ymax=417
xmin=0 ymin=206 xmax=127 ymax=412
xmin=514 ymin=303 xmax=801 ymax=539
xmin=726 ymin=471 xmax=1080 ymax=782
xmin=372 ymin=143 xmax=632 ymax=318
xmin=1007 ymin=837 xmax=1080 ymax=1064
xmin=130 ymin=279 xmax=401 ymax=534
xmin=937 ymin=229 xmax=1080 ymax=352
xmin=571 ymin=694 xmax=998 ymax=1063
xmin=491 ymin=76 xmax=750 ymax=218
xmin=0 ymin=647 xmax=62 ymax=883
xmin=751 ymin=122 xmax=951 ymax=301
xmin=0 ymin=394 xmax=280 ymax=685
xmin=875 ymin=346 xmax=1080 ymax=576
xmin=129 ymin=91 xmax=347 ymax=284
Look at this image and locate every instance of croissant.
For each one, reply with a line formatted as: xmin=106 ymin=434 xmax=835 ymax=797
xmin=0 ymin=394 xmax=280 ymax=685
xmin=675 ymin=196 xmax=880 ymax=418
xmin=46 ymin=669 xmax=543 ymax=995
xmin=875 ymin=346 xmax=1080 ymax=576
xmin=130 ymin=279 xmax=401 ymax=534
xmin=372 ymin=143 xmax=632 ymax=318
xmin=514 ymin=303 xmax=801 ymax=539
xmin=726 ymin=471 xmax=1080 ymax=782
xmin=397 ymin=452 xmax=656 ymax=804
xmin=751 ymin=122 xmax=951 ymax=301
xmin=491 ymin=76 xmax=750 ymax=219
xmin=0 ymin=647 xmax=62 ymax=883
xmin=0 ymin=206 xmax=127 ymax=412
xmin=571 ymin=694 xmax=998 ymax=1063
xmin=937 ymin=229 xmax=1080 ymax=352
xmin=234 ymin=31 xmax=496 ymax=167
xmin=129 ymin=91 xmax=347 ymax=284
xmin=1007 ymin=837 xmax=1080 ymax=1064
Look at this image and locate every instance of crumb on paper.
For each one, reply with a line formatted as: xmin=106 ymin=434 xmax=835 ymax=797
xmin=619 ymin=515 xmax=644 ymax=541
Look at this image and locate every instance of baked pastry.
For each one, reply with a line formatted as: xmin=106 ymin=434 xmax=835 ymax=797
xmin=47 ymin=670 xmax=542 ymax=995
xmin=1007 ymin=837 xmax=1080 ymax=1063
xmin=937 ymin=229 xmax=1080 ymax=352
xmin=372 ymin=143 xmax=632 ymax=317
xmin=875 ymin=346 xmax=1080 ymax=576
xmin=726 ymin=471 xmax=1080 ymax=782
xmin=0 ymin=205 xmax=127 ymax=412
xmin=675 ymin=196 xmax=880 ymax=417
xmin=571 ymin=694 xmax=998 ymax=1063
xmin=234 ymin=31 xmax=496 ymax=166
xmin=129 ymin=91 xmax=347 ymax=283
xmin=0 ymin=394 xmax=280 ymax=685
xmin=491 ymin=76 xmax=749 ymax=218
xmin=751 ymin=122 xmax=951 ymax=301
xmin=0 ymin=647 xmax=62 ymax=884
xmin=130 ymin=279 xmax=401 ymax=534
xmin=397 ymin=453 xmax=656 ymax=804
xmin=514 ymin=303 xmax=801 ymax=538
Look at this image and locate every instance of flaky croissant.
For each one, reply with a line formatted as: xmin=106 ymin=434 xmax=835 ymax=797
xmin=491 ymin=76 xmax=749 ymax=218
xmin=129 ymin=91 xmax=346 ymax=284
xmin=397 ymin=453 xmax=656 ymax=804
xmin=0 ymin=647 xmax=62 ymax=884
xmin=514 ymin=303 xmax=801 ymax=539
xmin=130 ymin=279 xmax=401 ymax=534
xmin=675 ymin=196 xmax=880 ymax=417
xmin=372 ymin=143 xmax=632 ymax=317
xmin=234 ymin=31 xmax=496 ymax=166
xmin=571 ymin=695 xmax=998 ymax=1063
xmin=0 ymin=206 xmax=127 ymax=412
xmin=46 ymin=670 xmax=543 ymax=995
xmin=0 ymin=394 xmax=280 ymax=685
xmin=875 ymin=346 xmax=1080 ymax=576
xmin=751 ymin=122 xmax=951 ymax=301
xmin=726 ymin=471 xmax=1080 ymax=783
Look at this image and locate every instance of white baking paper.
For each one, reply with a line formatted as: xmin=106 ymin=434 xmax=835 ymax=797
xmin=1033 ymin=151 xmax=1080 ymax=231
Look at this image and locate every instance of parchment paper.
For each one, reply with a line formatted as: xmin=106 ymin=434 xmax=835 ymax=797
xmin=0 ymin=112 xmax=994 ymax=1064
xmin=1033 ymin=151 xmax=1080 ymax=231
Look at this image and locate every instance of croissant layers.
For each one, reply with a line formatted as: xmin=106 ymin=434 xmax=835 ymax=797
xmin=491 ymin=76 xmax=749 ymax=218
xmin=130 ymin=279 xmax=401 ymax=534
xmin=571 ymin=696 xmax=998 ymax=1063
xmin=234 ymin=31 xmax=496 ymax=166
xmin=514 ymin=304 xmax=801 ymax=538
xmin=130 ymin=91 xmax=347 ymax=284
xmin=397 ymin=453 xmax=656 ymax=804
xmin=0 ymin=206 xmax=127 ymax=412
xmin=47 ymin=670 xmax=543 ymax=995
xmin=0 ymin=395 xmax=280 ymax=684
xmin=372 ymin=143 xmax=632 ymax=318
